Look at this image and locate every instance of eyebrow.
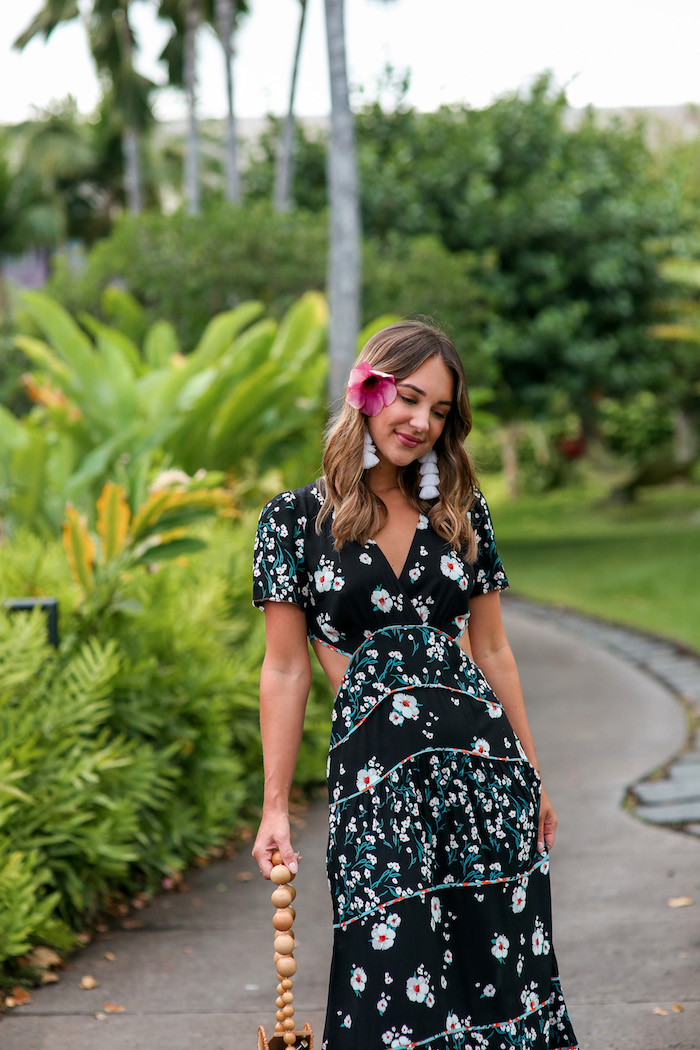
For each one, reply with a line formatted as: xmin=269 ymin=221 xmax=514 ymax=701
xmin=398 ymin=381 xmax=453 ymax=406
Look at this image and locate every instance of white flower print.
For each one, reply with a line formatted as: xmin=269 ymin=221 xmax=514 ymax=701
xmin=443 ymin=949 xmax=453 ymax=965
xmin=314 ymin=563 xmax=335 ymax=591
xmin=371 ymin=922 xmax=396 ymax=950
xmin=389 ymin=711 xmax=403 ymax=726
xmin=532 ymin=924 xmax=544 ymax=955
xmin=359 ymin=552 xmax=372 ymax=565
xmin=372 ymin=588 xmax=394 ymax=613
xmin=440 ymin=552 xmax=464 ymax=580
xmin=316 ymin=613 xmax=340 ymax=644
xmin=430 ymin=896 xmax=442 ymax=929
xmin=392 ymin=693 xmax=420 ymax=721
xmin=408 ymin=566 xmax=422 ymax=583
xmin=332 ymin=575 xmax=345 ymax=591
xmin=445 ymin=1013 xmax=461 ymax=1034
xmin=406 ymin=972 xmax=430 ymax=1003
xmin=486 ymin=700 xmax=502 ymax=718
xmin=473 ymin=737 xmax=491 ymax=757
xmin=386 ymin=913 xmax=401 ymax=929
xmin=512 ymin=884 xmax=527 ymax=913
xmin=482 ymin=984 xmax=496 ymax=997
xmin=522 ymin=987 xmax=540 ymax=1013
xmin=356 ymin=766 xmax=382 ymax=792
xmin=416 ymin=514 xmax=429 ymax=530
xmin=426 ymin=992 xmax=435 ymax=1007
xmin=377 ymin=993 xmax=390 ymax=1015
xmin=491 ymin=933 xmax=510 ymax=961
xmin=350 ymin=966 xmax=367 ymax=994
xmin=341 ymin=1014 xmax=352 ymax=1028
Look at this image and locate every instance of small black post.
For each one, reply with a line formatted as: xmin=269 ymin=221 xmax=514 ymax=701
xmin=4 ymin=598 xmax=59 ymax=648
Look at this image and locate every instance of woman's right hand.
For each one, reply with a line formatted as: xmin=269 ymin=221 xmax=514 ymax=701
xmin=252 ymin=808 xmax=300 ymax=879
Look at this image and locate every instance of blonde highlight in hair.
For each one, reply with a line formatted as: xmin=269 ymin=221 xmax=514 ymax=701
xmin=318 ymin=320 xmax=479 ymax=560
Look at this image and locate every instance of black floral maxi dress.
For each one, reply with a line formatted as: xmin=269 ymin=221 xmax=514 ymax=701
xmin=253 ymin=482 xmax=578 ymax=1050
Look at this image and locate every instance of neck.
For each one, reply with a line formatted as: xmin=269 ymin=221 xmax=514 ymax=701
xmin=368 ymin=459 xmax=400 ymax=494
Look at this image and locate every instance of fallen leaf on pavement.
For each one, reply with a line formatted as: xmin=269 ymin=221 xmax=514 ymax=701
xmin=27 ymin=947 xmax=62 ymax=969
xmin=41 ymin=972 xmax=60 ymax=985
xmin=104 ymin=1003 xmax=126 ymax=1013
xmin=653 ymin=1007 xmax=668 ymax=1016
xmin=120 ymin=919 xmax=144 ymax=930
xmin=236 ymin=871 xmax=252 ymax=882
xmin=94 ymin=1012 xmax=108 ymax=1021
xmin=673 ymin=1003 xmax=684 ymax=1013
xmin=104 ymin=952 xmax=116 ymax=962
xmin=80 ymin=975 xmax=99 ymax=990
xmin=667 ymin=896 xmax=693 ymax=908
xmin=6 ymin=988 xmax=31 ymax=1007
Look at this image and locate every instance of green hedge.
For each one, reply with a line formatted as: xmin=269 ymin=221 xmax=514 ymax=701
xmin=0 ymin=514 xmax=331 ymax=976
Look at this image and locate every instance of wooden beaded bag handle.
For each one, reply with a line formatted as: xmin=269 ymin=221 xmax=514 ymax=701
xmin=256 ymin=852 xmax=314 ymax=1050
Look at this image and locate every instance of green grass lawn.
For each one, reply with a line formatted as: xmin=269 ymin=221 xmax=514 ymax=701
xmin=482 ymin=478 xmax=700 ymax=654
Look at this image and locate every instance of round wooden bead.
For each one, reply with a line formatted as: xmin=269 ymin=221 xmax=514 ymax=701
xmin=274 ymin=1022 xmax=284 ymax=1033
xmin=276 ymin=996 xmax=285 ymax=1008
xmin=271 ymin=850 xmax=283 ymax=866
xmin=283 ymin=1004 xmax=295 ymax=1018
xmin=273 ymin=951 xmax=281 ymax=963
xmin=274 ymin=933 xmax=295 ymax=955
xmin=282 ymin=991 xmax=294 ymax=1004
xmin=288 ymin=906 xmax=296 ymax=921
xmin=280 ymin=977 xmax=293 ymax=990
xmin=270 ymin=864 xmax=293 ymax=885
xmin=276 ymin=956 xmax=297 ymax=978
xmin=271 ymin=886 xmax=294 ymax=909
xmin=273 ymin=908 xmax=294 ymax=932
xmin=283 ymin=1018 xmax=296 ymax=1031
xmin=275 ymin=1009 xmax=285 ymax=1022
xmin=288 ymin=885 xmax=296 ymax=901
xmin=283 ymin=1034 xmax=297 ymax=1047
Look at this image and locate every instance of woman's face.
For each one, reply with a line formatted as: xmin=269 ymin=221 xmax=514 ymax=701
xmin=367 ymin=355 xmax=454 ymax=467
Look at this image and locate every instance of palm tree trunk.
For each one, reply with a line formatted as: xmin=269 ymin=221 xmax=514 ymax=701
xmin=122 ymin=125 xmax=143 ymax=214
xmin=215 ymin=0 xmax=240 ymax=203
xmin=324 ymin=0 xmax=361 ymax=407
xmin=274 ymin=0 xmax=307 ymax=212
xmin=184 ymin=0 xmax=202 ymax=215
xmin=113 ymin=4 xmax=143 ymax=214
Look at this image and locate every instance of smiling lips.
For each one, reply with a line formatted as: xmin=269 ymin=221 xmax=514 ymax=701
xmin=395 ymin=432 xmax=422 ymax=448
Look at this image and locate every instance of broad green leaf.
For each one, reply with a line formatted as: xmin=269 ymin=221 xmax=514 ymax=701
xmin=269 ymin=291 xmax=327 ymax=362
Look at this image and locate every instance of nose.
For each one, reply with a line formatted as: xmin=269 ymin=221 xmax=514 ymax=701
xmin=409 ymin=403 xmax=430 ymax=433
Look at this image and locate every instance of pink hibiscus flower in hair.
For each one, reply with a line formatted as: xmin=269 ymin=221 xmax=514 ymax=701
xmin=346 ymin=361 xmax=397 ymax=416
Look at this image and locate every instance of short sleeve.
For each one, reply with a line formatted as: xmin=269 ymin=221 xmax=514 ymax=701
xmin=469 ymin=490 xmax=509 ymax=595
xmin=252 ymin=491 xmax=309 ymax=611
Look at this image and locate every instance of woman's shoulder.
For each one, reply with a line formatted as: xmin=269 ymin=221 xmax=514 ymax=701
xmin=258 ymin=480 xmax=326 ymax=523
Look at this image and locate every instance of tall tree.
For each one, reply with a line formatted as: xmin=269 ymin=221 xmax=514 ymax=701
xmin=324 ymin=0 xmax=360 ymax=406
xmin=183 ymin=0 xmax=203 ymax=214
xmin=14 ymin=0 xmax=154 ymax=215
xmin=274 ymin=0 xmax=308 ymax=212
xmin=214 ymin=0 xmax=244 ymax=203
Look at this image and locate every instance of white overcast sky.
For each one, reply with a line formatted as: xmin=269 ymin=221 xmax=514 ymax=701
xmin=1 ymin=0 xmax=700 ymax=124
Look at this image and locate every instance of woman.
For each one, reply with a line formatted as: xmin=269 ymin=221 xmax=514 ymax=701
xmin=252 ymin=321 xmax=578 ymax=1050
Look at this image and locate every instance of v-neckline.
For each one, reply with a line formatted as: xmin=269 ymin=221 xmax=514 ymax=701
xmin=367 ymin=514 xmax=423 ymax=584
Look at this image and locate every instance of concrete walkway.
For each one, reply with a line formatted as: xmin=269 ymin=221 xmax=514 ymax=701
xmin=2 ymin=605 xmax=699 ymax=1050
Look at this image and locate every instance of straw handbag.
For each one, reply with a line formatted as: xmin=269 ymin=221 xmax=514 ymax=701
xmin=257 ymin=854 xmax=314 ymax=1050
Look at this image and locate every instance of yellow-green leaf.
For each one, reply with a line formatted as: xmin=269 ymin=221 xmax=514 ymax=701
xmin=96 ymin=483 xmax=131 ymax=561
xmin=63 ymin=505 xmax=96 ymax=592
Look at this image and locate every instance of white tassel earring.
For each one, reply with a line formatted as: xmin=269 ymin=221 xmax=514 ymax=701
xmin=418 ymin=449 xmax=440 ymax=499
xmin=363 ymin=430 xmax=379 ymax=469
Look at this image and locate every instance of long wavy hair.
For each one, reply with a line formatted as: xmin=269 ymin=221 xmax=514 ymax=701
xmin=317 ymin=320 xmax=479 ymax=559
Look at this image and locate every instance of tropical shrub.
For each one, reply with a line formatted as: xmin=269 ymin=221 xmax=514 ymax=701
xmin=0 ymin=485 xmax=332 ymax=975
xmin=5 ymin=291 xmax=328 ymax=533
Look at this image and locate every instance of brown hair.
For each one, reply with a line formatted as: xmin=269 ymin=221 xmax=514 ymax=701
xmin=317 ymin=320 xmax=478 ymax=559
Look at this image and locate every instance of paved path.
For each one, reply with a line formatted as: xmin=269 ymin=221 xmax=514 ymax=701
xmin=2 ymin=605 xmax=699 ymax=1050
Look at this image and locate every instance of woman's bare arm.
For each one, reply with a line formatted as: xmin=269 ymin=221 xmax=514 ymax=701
xmin=465 ymin=590 xmax=557 ymax=853
xmin=251 ymin=601 xmax=312 ymax=878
